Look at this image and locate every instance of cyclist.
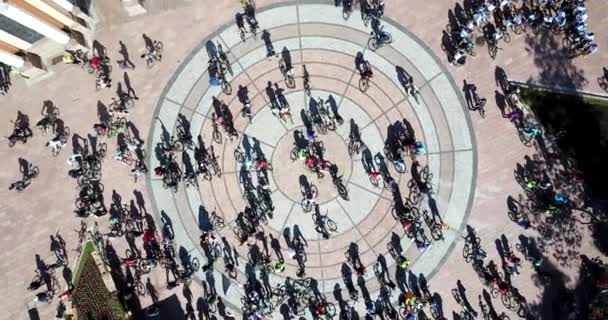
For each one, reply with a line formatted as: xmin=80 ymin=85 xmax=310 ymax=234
xmin=411 ymin=141 xmax=426 ymax=155
xmin=244 ymin=3 xmax=258 ymax=29
xmin=143 ymin=229 xmax=156 ymax=243
xmin=274 ymin=261 xmax=285 ymax=272
xmin=522 ymin=126 xmax=541 ymax=137
xmin=313 ymin=300 xmax=328 ymax=317
xmin=208 ymin=59 xmax=220 ymax=86
xmin=235 ymin=13 xmax=247 ymax=35
xmin=46 ymin=134 xmax=65 ymax=154
xmin=404 ymin=292 xmax=417 ymax=309
xmin=370 ymin=17 xmax=383 ymax=40
xmin=254 ymin=157 xmax=270 ymax=171
xmin=399 ymin=256 xmax=410 ymax=269
xmin=306 ymin=127 xmax=316 ymax=141
xmin=296 ymin=147 xmax=308 ymax=160
xmin=554 ymin=192 xmax=568 ymax=205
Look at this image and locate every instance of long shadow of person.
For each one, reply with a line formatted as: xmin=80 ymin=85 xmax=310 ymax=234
xmin=261 ymin=30 xmax=275 ymax=57
xmin=462 ymin=80 xmax=474 ymax=109
xmin=205 ymin=40 xmax=218 ymax=61
xmin=123 ymin=72 xmax=139 ymax=99
xmin=327 ymin=95 xmax=344 ymax=124
xmin=92 ymin=40 xmax=107 ymax=58
xmin=146 ymin=278 xmax=159 ymax=305
xmin=118 ymin=41 xmax=136 ymax=69
xmin=494 ymin=66 xmax=510 ymax=93
xmin=142 ymin=34 xmax=154 ymax=52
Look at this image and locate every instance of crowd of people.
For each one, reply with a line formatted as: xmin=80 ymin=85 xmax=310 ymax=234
xmin=444 ymin=0 xmax=597 ymax=65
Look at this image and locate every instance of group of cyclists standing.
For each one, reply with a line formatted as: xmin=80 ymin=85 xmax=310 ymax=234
xmin=445 ymin=0 xmax=597 ymax=65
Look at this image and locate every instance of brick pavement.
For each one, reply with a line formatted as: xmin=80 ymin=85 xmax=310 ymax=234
xmin=0 ymin=0 xmax=604 ymax=319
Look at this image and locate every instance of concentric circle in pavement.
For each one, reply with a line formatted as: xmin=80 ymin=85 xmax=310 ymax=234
xmin=270 ymin=126 xmax=353 ymax=205
xmin=146 ymin=1 xmax=477 ymax=316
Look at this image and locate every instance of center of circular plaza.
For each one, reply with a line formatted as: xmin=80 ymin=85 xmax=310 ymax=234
xmin=147 ymin=2 xmax=476 ymax=314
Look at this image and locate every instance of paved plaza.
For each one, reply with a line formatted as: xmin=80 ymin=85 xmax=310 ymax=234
xmin=0 ymin=0 xmax=606 ymax=319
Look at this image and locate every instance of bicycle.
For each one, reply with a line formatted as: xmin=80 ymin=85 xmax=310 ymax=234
xmin=114 ymin=148 xmax=135 ymax=166
xmin=208 ymin=210 xmax=225 ymax=230
xmin=313 ymin=209 xmax=337 ymax=234
xmin=240 ymin=0 xmax=255 ymax=10
xmin=598 ymin=74 xmax=608 ymax=92
xmin=340 ymin=0 xmax=353 ymax=19
xmin=218 ymin=64 xmax=233 ymax=95
xmin=422 ymin=209 xmax=447 ymax=240
xmin=208 ymin=146 xmax=222 ymax=177
xmin=142 ymin=40 xmax=163 ymax=69
xmin=109 ymin=96 xmax=134 ymax=113
xmin=217 ymin=44 xmax=233 ymax=76
xmin=358 ymin=62 xmax=373 ymax=92
xmin=7 ymin=123 xmax=33 ymax=147
xmin=241 ymin=100 xmax=253 ymax=122
xmin=368 ymin=28 xmax=393 ymax=51
xmin=183 ymin=171 xmax=199 ymax=189
xmin=490 ymin=280 xmax=513 ymax=309
xmin=279 ymin=58 xmax=295 ymax=88
xmin=303 ymin=64 xmax=311 ymax=96
xmin=9 ymin=164 xmax=39 ymax=192
xmin=331 ymin=173 xmax=349 ymax=200
xmin=518 ymin=125 xmax=541 ymax=147
xmin=472 ymin=97 xmax=487 ymax=118
xmin=301 ymin=184 xmax=319 ymax=212
xmin=211 ymin=115 xmax=223 ymax=144
xmin=46 ymin=127 xmax=70 ymax=157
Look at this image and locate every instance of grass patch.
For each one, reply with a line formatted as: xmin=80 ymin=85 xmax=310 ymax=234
xmin=520 ymin=87 xmax=608 ymax=201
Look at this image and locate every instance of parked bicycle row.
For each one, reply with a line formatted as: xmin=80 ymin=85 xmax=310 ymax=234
xmin=444 ymin=0 xmax=597 ymax=66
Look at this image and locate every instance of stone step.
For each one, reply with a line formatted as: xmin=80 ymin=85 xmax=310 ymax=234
xmin=121 ymin=0 xmax=147 ymax=17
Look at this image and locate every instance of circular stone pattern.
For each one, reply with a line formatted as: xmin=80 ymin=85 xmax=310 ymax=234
xmin=271 ymin=127 xmax=353 ymax=205
xmin=146 ymin=2 xmax=477 ymax=316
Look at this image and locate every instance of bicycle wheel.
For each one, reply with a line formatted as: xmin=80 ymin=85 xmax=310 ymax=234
xmin=30 ymin=166 xmax=40 ymax=178
xmin=232 ymin=226 xmax=246 ymax=240
xmin=155 ymin=41 xmax=164 ymax=53
xmin=98 ymin=142 xmax=108 ymax=159
xmin=597 ymin=77 xmax=608 ymax=91
xmin=301 ymin=198 xmax=313 ymax=212
xmin=511 ymin=24 xmax=522 ymax=35
xmin=462 ymin=245 xmax=472 ymax=261
xmin=316 ymin=121 xmax=327 ymax=135
xmin=337 ymin=183 xmax=348 ymax=199
xmin=326 ymin=303 xmax=336 ymax=317
xmin=136 ymin=280 xmax=146 ymax=296
xmin=503 ymin=32 xmax=511 ymax=43
xmin=368 ymin=37 xmax=380 ymax=51
xmin=326 ymin=219 xmax=338 ymax=232
xmin=286 ymin=76 xmax=296 ymax=89
xmin=383 ymin=32 xmax=393 ymax=44
xmin=490 ymin=285 xmax=499 ymax=298
xmin=212 ymin=128 xmax=222 ymax=144
xmin=222 ymin=81 xmax=232 ymax=95
xmin=191 ymin=257 xmax=200 ymax=271
xmin=359 ymin=77 xmax=369 ymax=92
xmin=290 ymin=147 xmax=300 ymax=161
xmin=430 ymin=224 xmax=443 ymax=240
xmin=348 ymin=140 xmax=356 ymax=156
xmin=451 ymin=288 xmax=461 ymax=304
xmin=138 ymin=259 xmax=152 ymax=273
xmin=201 ymin=167 xmax=212 ymax=181
xmin=343 ymin=8 xmax=351 ymax=20
xmin=124 ymin=97 xmax=135 ymax=109
xmin=501 ymin=292 xmax=512 ymax=309
xmin=234 ymin=149 xmax=244 ymax=162
xmin=488 ymin=45 xmax=498 ymax=59
xmin=325 ymin=118 xmax=337 ymax=131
